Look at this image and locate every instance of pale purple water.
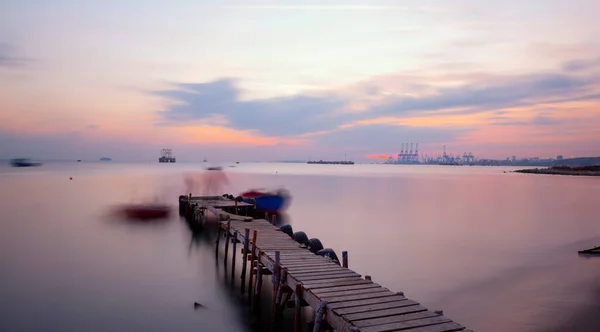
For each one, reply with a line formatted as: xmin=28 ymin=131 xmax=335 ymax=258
xmin=1 ymin=161 xmax=600 ymax=331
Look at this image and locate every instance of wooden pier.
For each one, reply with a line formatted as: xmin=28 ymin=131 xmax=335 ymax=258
xmin=181 ymin=195 xmax=471 ymax=332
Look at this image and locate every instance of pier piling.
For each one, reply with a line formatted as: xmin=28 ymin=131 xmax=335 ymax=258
xmin=241 ymin=228 xmax=250 ymax=294
xmin=185 ymin=195 xmax=470 ymax=332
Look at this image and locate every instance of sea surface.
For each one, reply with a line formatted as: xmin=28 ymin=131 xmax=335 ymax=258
xmin=1 ymin=161 xmax=600 ymax=332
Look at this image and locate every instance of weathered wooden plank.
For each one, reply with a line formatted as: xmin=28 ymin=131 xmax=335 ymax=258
xmin=281 ymin=262 xmax=339 ymax=269
xmin=286 ymin=266 xmax=347 ymax=273
xmin=334 ymin=300 xmax=417 ymax=316
xmin=311 ymin=283 xmax=382 ymax=295
xmin=353 ymin=311 xmax=439 ymax=328
xmin=328 ymin=295 xmax=405 ymax=310
xmin=295 ymin=271 xmax=359 ymax=281
xmin=303 ymin=279 xmax=373 ymax=290
xmin=291 ymin=269 xmax=358 ymax=278
xmin=359 ymin=316 xmax=452 ymax=332
xmin=345 ymin=304 xmax=427 ymax=321
xmin=314 ymin=286 xmax=389 ymax=298
xmin=399 ymin=322 xmax=464 ymax=332
xmin=321 ymin=289 xmax=396 ymax=303
xmin=300 ymin=277 xmax=364 ymax=286
xmin=285 ymin=262 xmax=342 ymax=268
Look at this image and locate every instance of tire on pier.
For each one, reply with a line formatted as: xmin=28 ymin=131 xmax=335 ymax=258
xmin=307 ymin=238 xmax=324 ymax=254
xmin=316 ymin=248 xmax=340 ymax=265
xmin=279 ymin=224 xmax=293 ymax=238
xmin=292 ymin=231 xmax=309 ymax=246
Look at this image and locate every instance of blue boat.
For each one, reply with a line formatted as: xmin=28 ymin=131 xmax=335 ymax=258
xmin=254 ymin=195 xmax=287 ymax=212
xmin=241 ymin=189 xmax=291 ymax=212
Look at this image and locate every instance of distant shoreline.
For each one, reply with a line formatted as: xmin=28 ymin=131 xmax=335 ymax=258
xmin=515 ymin=165 xmax=600 ymax=176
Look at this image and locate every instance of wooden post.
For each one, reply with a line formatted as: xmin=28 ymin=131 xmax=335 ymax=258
xmin=254 ymin=262 xmax=263 ymax=309
xmin=294 ymin=284 xmax=303 ymax=332
xmin=265 ymin=211 xmax=268 ymax=221
xmin=342 ymin=251 xmax=348 ymax=268
xmin=247 ymin=230 xmax=258 ymax=302
xmin=231 ymin=230 xmax=237 ymax=285
xmin=272 ymin=251 xmax=281 ymax=314
xmin=240 ymin=228 xmax=250 ymax=294
xmin=312 ymin=301 xmax=327 ymax=332
xmin=235 ymin=200 xmax=238 ymax=215
xmin=274 ymin=268 xmax=287 ymax=315
xmin=215 ymin=223 xmax=222 ymax=258
xmin=224 ymin=220 xmax=231 ymax=266
xmin=273 ymin=251 xmax=281 ymax=283
xmin=365 ymin=275 xmax=372 ymax=281
xmin=397 ymin=291 xmax=404 ymax=296
xmin=435 ymin=310 xmax=444 ymax=316
xmin=271 ymin=214 xmax=277 ymax=225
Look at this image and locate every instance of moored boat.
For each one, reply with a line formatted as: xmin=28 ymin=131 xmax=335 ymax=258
xmin=121 ymin=204 xmax=171 ymax=220
xmin=240 ymin=189 xmax=290 ymax=212
xmin=10 ymin=158 xmax=42 ymax=167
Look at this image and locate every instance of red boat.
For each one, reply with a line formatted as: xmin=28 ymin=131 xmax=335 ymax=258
xmin=121 ymin=204 xmax=171 ymax=220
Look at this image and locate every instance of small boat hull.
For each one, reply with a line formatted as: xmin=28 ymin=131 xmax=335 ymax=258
xmin=240 ymin=189 xmax=291 ymax=212
xmin=10 ymin=159 xmax=42 ymax=167
xmin=121 ymin=205 xmax=171 ymax=220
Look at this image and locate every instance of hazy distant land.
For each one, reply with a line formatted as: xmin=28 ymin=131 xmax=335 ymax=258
xmin=515 ymin=165 xmax=600 ymax=176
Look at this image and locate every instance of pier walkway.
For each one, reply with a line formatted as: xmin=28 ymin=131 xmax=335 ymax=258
xmin=182 ymin=196 xmax=471 ymax=332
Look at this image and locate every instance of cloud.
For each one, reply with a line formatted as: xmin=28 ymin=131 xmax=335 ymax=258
xmin=155 ymin=56 xmax=600 ymax=154
xmin=156 ymin=79 xmax=347 ymax=136
xmin=315 ymin=124 xmax=467 ymax=152
xmin=0 ymin=43 xmax=33 ymax=68
xmin=562 ymin=57 xmax=600 ymax=72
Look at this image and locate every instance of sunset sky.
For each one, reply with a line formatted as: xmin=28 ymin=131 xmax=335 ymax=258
xmin=1 ymin=0 xmax=599 ymax=161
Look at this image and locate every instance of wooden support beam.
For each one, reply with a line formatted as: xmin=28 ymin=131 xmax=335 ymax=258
xmin=224 ymin=220 xmax=231 ymax=266
xmin=247 ymin=230 xmax=257 ymax=303
xmin=312 ymin=301 xmax=327 ymax=332
xmin=215 ymin=223 xmax=222 ymax=259
xmin=294 ymin=284 xmax=303 ymax=332
xmin=342 ymin=251 xmax=348 ymax=268
xmin=240 ymin=228 xmax=250 ymax=294
xmin=231 ymin=230 xmax=237 ymax=285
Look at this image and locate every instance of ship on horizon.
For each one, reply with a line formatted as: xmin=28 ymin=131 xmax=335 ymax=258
xmin=307 ymin=160 xmax=354 ymax=165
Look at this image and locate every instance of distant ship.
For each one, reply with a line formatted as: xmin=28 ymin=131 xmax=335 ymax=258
xmin=307 ymin=160 xmax=354 ymax=165
xmin=100 ymin=157 xmax=112 ymax=161
xmin=10 ymin=158 xmax=42 ymax=167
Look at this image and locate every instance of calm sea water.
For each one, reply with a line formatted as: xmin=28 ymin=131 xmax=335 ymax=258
xmin=1 ymin=161 xmax=600 ymax=331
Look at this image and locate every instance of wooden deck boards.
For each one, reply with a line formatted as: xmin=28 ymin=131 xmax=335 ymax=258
xmin=186 ymin=195 xmax=469 ymax=332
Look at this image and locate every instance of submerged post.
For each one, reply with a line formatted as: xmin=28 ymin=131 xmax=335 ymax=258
xmin=294 ymin=284 xmax=303 ymax=332
xmin=254 ymin=262 xmax=263 ymax=310
xmin=274 ymin=268 xmax=287 ymax=315
xmin=215 ymin=223 xmax=222 ymax=258
xmin=342 ymin=251 xmax=348 ymax=268
xmin=312 ymin=301 xmax=328 ymax=332
xmin=247 ymin=230 xmax=258 ymax=303
xmin=224 ymin=220 xmax=231 ymax=266
xmin=231 ymin=230 xmax=238 ymax=285
xmin=240 ymin=228 xmax=250 ymax=294
xmin=272 ymin=251 xmax=281 ymax=313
